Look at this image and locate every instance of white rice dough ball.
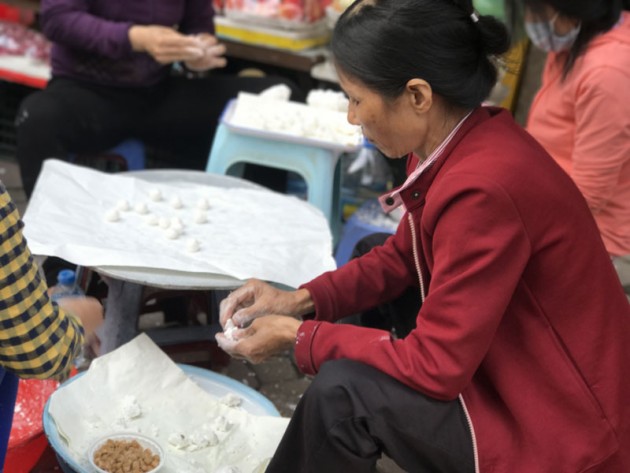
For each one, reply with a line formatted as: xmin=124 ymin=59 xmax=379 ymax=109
xmin=105 ymin=208 xmax=120 ymax=222
xmin=194 ymin=211 xmax=207 ymax=224
xmin=159 ymin=217 xmax=170 ymax=229
xmin=197 ymin=198 xmax=210 ymax=210
xmin=166 ymin=227 xmax=181 ymax=240
xmin=186 ymin=238 xmax=200 ymax=253
xmin=149 ymin=188 xmax=162 ymax=202
xmin=134 ymin=202 xmax=149 ymax=214
xmin=116 ymin=199 xmax=130 ymax=211
xmin=171 ymin=216 xmax=184 ymax=230
xmin=170 ymin=196 xmax=183 ymax=209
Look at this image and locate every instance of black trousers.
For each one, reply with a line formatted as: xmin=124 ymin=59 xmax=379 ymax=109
xmin=15 ymin=73 xmax=301 ymax=197
xmin=267 ymin=359 xmax=474 ymax=473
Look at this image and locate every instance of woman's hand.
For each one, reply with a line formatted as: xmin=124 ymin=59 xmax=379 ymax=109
xmin=184 ymin=33 xmax=227 ymax=71
xmin=215 ymin=315 xmax=301 ymax=364
xmin=219 ymin=279 xmax=314 ymax=328
xmin=128 ymin=25 xmax=205 ymax=64
xmin=56 ymin=296 xmax=104 ymax=354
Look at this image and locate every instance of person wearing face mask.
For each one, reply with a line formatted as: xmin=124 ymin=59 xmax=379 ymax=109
xmin=520 ymin=0 xmax=630 ymax=291
xmin=214 ymin=0 xmax=630 ymax=471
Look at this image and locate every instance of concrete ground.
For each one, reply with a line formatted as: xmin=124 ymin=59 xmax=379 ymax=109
xmin=0 ymin=46 xmax=546 ymax=473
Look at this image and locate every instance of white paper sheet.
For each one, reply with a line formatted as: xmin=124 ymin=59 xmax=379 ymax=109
xmin=48 ymin=334 xmax=290 ymax=473
xmin=23 ymin=160 xmax=335 ymax=288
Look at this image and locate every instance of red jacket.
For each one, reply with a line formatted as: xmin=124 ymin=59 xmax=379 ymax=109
xmin=296 ymin=107 xmax=630 ymax=472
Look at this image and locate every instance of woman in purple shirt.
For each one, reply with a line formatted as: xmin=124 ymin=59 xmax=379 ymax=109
xmin=15 ymin=0 xmax=299 ymax=196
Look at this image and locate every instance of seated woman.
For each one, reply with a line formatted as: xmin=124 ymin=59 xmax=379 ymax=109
xmin=16 ymin=0 xmax=300 ymax=198
xmin=215 ymin=0 xmax=630 ymax=471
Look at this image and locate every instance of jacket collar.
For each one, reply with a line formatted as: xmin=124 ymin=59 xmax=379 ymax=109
xmin=380 ymin=106 xmax=497 ymax=213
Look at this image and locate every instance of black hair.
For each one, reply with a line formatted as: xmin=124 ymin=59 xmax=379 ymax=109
xmin=509 ymin=0 xmax=627 ymax=78
xmin=331 ymin=0 xmax=511 ymax=109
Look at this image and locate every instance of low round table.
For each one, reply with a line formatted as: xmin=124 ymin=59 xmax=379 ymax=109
xmin=94 ymin=169 xmax=269 ymax=354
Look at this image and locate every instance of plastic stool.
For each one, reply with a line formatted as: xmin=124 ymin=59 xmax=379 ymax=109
xmin=4 ymin=377 xmax=59 ymax=473
xmin=334 ymin=199 xmax=398 ymax=267
xmin=107 ymin=139 xmax=146 ymax=171
xmin=71 ymin=138 xmax=146 ymax=172
xmin=206 ymin=122 xmax=343 ymax=240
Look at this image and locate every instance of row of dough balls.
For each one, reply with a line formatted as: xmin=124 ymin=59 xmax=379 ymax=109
xmin=104 ymin=192 xmax=212 ymax=252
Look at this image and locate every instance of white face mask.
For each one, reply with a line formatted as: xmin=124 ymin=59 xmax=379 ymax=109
xmin=525 ymin=12 xmax=581 ymax=52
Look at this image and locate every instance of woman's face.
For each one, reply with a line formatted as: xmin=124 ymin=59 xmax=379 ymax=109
xmin=337 ymin=69 xmax=426 ymax=159
xmin=524 ymin=4 xmax=579 ymax=35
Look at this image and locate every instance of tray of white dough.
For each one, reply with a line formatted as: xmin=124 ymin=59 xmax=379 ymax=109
xmin=222 ymin=91 xmax=363 ymax=152
xmin=43 ymin=334 xmax=290 ymax=473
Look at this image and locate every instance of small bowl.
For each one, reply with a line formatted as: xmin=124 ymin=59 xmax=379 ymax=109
xmin=88 ymin=433 xmax=164 ymax=473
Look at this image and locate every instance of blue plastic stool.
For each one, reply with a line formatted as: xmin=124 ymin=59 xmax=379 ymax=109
xmin=334 ymin=199 xmax=397 ymax=267
xmin=206 ymin=122 xmax=343 ymax=241
xmin=70 ymin=138 xmax=146 ymax=171
xmin=106 ymin=139 xmax=146 ymax=171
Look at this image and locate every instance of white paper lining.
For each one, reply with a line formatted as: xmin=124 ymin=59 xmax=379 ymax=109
xmin=23 ymin=160 xmax=335 ymax=288
xmin=48 ymin=334 xmax=290 ymax=473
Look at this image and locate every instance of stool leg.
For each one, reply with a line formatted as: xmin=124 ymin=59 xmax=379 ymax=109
xmin=98 ymin=279 xmax=144 ymax=355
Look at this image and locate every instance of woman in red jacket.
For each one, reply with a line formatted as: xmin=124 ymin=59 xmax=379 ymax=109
xmin=217 ymin=0 xmax=630 ymax=471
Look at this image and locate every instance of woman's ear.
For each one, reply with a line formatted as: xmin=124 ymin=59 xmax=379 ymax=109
xmin=405 ymin=78 xmax=432 ymax=113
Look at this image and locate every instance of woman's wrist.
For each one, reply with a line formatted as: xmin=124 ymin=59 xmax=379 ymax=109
xmin=291 ymin=288 xmax=315 ymax=318
xmin=128 ymin=25 xmax=147 ymax=52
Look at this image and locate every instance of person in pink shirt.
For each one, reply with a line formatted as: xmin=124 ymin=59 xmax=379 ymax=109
xmin=522 ymin=0 xmax=630 ymax=289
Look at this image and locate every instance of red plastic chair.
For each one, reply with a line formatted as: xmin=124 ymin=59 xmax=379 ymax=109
xmin=4 ymin=377 xmax=60 ymax=473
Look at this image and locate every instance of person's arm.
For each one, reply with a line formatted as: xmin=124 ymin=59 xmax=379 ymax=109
xmin=40 ymin=0 xmax=134 ymax=59
xmin=295 ymin=176 xmax=531 ymax=400
xmin=41 ymin=0 xmax=209 ymax=65
xmin=0 ymin=186 xmax=83 ymax=379
xmin=571 ymin=66 xmax=630 ymax=213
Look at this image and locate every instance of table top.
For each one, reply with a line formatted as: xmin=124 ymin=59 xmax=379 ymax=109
xmin=93 ymin=169 xmax=267 ymax=290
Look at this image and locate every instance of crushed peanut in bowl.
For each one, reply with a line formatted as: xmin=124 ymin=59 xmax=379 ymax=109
xmin=88 ymin=434 xmax=164 ymax=473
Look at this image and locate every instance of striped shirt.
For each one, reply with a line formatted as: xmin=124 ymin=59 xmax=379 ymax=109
xmin=0 ymin=183 xmax=83 ymax=378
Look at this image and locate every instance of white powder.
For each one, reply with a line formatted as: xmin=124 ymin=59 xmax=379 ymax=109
xmin=168 ymin=432 xmax=190 ymax=449
xmin=186 ymin=430 xmax=219 ymax=451
xmin=214 ymin=466 xmax=241 ymax=473
xmin=223 ymin=319 xmax=238 ymax=341
xmin=120 ymin=395 xmax=142 ymax=421
xmin=213 ymin=415 xmax=231 ymax=433
xmin=220 ymin=393 xmax=242 ymax=408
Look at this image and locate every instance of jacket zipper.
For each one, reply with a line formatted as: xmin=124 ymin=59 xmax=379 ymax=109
xmin=407 ymin=214 xmax=480 ymax=472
